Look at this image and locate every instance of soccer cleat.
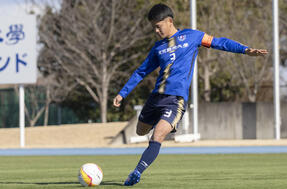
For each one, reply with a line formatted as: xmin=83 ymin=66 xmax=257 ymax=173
xmin=124 ymin=169 xmax=141 ymax=186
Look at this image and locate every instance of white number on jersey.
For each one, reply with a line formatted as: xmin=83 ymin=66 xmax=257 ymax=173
xmin=163 ymin=109 xmax=172 ymax=118
xmin=170 ymin=53 xmax=176 ymax=62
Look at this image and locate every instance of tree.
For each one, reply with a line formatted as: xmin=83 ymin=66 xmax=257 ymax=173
xmin=221 ymin=0 xmax=273 ymax=102
xmin=38 ymin=0 xmax=153 ymax=122
xmin=197 ymin=1 xmax=228 ymax=102
xmin=38 ymin=48 xmax=78 ymax=125
xmin=196 ymin=0 xmax=273 ymax=102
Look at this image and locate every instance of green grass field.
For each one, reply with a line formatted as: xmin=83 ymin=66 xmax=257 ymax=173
xmin=0 ymin=154 xmax=287 ymax=189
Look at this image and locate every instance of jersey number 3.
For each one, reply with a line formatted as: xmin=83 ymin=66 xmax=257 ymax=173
xmin=170 ymin=53 xmax=176 ymax=62
xmin=163 ymin=110 xmax=172 ymax=118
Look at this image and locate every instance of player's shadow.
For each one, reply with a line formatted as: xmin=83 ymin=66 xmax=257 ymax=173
xmin=35 ymin=182 xmax=79 ymax=185
xmin=0 ymin=181 xmax=124 ymax=186
xmin=101 ymin=180 xmax=124 ymax=186
xmin=0 ymin=181 xmax=79 ymax=185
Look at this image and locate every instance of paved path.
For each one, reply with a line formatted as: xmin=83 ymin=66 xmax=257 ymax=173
xmin=1 ymin=146 xmax=287 ymax=156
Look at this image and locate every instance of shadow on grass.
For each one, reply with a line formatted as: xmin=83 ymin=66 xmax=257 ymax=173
xmin=0 ymin=181 xmax=79 ymax=185
xmin=0 ymin=180 xmax=124 ymax=186
xmin=101 ymin=180 xmax=123 ymax=186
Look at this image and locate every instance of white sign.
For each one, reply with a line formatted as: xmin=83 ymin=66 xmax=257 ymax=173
xmin=0 ymin=15 xmax=37 ymax=84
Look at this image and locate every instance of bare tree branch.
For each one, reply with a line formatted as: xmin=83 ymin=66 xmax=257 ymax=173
xmin=38 ymin=0 xmax=152 ymax=122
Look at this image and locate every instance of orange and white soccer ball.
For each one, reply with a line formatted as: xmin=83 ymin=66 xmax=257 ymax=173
xmin=78 ymin=163 xmax=103 ymax=187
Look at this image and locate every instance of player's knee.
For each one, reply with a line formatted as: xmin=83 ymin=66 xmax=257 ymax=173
xmin=152 ymin=132 xmax=166 ymax=143
xmin=136 ymin=129 xmax=148 ymax=136
xmin=136 ymin=130 xmax=144 ymax=136
xmin=136 ymin=122 xmax=152 ymax=136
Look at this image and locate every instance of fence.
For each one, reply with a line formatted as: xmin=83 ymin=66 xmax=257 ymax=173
xmin=0 ymin=88 xmax=81 ymax=128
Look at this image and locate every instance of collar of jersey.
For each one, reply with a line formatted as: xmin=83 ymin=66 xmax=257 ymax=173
xmin=166 ymin=29 xmax=181 ymax=41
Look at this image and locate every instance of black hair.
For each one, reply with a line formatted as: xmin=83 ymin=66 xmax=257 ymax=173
xmin=148 ymin=3 xmax=174 ymax=22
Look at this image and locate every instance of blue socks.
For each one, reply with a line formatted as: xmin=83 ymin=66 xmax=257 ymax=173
xmin=135 ymin=141 xmax=161 ymax=173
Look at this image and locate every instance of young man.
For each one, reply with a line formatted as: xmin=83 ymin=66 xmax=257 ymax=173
xmin=113 ymin=3 xmax=268 ymax=186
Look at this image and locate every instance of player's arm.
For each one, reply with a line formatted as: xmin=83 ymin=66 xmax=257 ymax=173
xmin=201 ymin=33 xmax=268 ymax=56
xmin=113 ymin=47 xmax=159 ymax=107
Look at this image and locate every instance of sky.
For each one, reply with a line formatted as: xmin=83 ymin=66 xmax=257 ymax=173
xmin=0 ymin=0 xmax=61 ymax=16
xmin=0 ymin=0 xmax=29 ymax=16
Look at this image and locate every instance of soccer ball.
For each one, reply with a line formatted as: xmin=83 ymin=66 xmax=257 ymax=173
xmin=78 ymin=163 xmax=103 ymax=187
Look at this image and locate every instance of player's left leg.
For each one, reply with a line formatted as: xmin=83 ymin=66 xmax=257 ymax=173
xmin=136 ymin=121 xmax=153 ymax=136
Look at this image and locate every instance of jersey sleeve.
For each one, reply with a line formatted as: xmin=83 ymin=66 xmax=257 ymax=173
xmin=118 ymin=46 xmax=159 ymax=98
xmin=200 ymin=33 xmax=248 ymax=53
xmin=200 ymin=33 xmax=248 ymax=54
xmin=193 ymin=30 xmax=205 ymax=47
xmin=210 ymin=37 xmax=248 ymax=54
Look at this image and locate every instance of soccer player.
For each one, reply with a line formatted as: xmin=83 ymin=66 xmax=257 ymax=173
xmin=113 ymin=3 xmax=268 ymax=186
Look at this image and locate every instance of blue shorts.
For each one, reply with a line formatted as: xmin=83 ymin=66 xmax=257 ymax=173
xmin=138 ymin=93 xmax=187 ymax=132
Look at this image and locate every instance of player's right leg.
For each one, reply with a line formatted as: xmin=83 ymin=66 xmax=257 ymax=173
xmin=124 ymin=94 xmax=186 ymax=186
xmin=124 ymin=95 xmax=157 ymax=186
xmin=124 ymin=121 xmax=152 ymax=186
xmin=124 ymin=119 xmax=172 ymax=186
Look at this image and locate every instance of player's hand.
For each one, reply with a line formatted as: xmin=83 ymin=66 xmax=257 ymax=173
xmin=113 ymin=94 xmax=123 ymax=107
xmin=245 ymin=48 xmax=268 ymax=57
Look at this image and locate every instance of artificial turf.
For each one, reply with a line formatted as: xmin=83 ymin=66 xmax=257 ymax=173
xmin=0 ymin=153 xmax=286 ymax=188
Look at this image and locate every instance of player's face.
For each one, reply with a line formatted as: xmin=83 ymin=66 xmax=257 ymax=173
xmin=151 ymin=17 xmax=173 ymax=39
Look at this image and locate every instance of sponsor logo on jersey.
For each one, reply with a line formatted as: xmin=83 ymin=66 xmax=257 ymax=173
xmin=158 ymin=43 xmax=189 ymax=55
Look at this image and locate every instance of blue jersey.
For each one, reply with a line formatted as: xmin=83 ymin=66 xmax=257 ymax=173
xmin=119 ymin=29 xmax=248 ymax=101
